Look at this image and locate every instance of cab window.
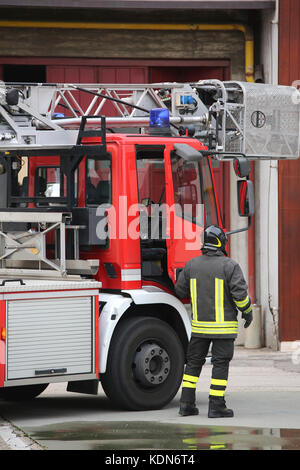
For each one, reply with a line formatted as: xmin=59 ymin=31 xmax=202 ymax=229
xmin=171 ymin=155 xmax=201 ymax=223
xmin=86 ymin=156 xmax=112 ymax=206
xmin=35 ymin=166 xmax=66 ymax=199
xmin=136 ymin=146 xmax=166 ymax=241
xmin=200 ymin=157 xmax=219 ymax=225
xmin=171 ymin=154 xmax=219 ymax=226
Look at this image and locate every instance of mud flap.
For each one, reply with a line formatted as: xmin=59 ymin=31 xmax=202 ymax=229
xmin=67 ymin=380 xmax=99 ymax=395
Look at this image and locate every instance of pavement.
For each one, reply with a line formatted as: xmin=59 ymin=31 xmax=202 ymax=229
xmin=0 ymin=417 xmax=41 ymax=450
xmin=0 ymin=345 xmax=300 ymax=450
xmin=0 ymin=419 xmax=11 ymax=450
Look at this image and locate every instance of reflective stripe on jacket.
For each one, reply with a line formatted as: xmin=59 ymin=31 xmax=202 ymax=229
xmin=175 ymin=251 xmax=252 ymax=339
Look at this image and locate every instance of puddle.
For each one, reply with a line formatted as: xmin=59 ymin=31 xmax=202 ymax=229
xmin=25 ymin=421 xmax=300 ymax=450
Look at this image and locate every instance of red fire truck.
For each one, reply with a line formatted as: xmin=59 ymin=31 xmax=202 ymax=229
xmin=0 ymin=80 xmax=298 ymax=410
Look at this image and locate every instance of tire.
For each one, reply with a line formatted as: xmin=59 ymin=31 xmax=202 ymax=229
xmin=0 ymin=383 xmax=49 ymax=401
xmin=100 ymin=316 xmax=184 ymax=411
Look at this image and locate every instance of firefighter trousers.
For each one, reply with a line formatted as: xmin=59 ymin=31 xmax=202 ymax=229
xmin=180 ymin=337 xmax=234 ymax=403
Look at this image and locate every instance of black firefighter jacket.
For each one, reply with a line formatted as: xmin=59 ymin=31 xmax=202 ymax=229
xmin=175 ymin=251 xmax=252 ymax=339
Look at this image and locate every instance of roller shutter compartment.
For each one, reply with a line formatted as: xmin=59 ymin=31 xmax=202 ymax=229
xmin=6 ymin=296 xmax=94 ymax=381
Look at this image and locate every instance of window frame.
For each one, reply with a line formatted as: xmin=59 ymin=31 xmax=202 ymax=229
xmin=170 ymin=151 xmax=204 ymax=226
xmin=199 ymin=155 xmax=220 ymax=227
xmin=85 ymin=153 xmax=112 ymax=208
xmin=135 ymin=145 xmax=166 ymax=207
xmin=34 ymin=165 xmax=66 ymax=199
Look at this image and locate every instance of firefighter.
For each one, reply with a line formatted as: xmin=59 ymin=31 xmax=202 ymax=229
xmin=175 ymin=225 xmax=253 ymax=418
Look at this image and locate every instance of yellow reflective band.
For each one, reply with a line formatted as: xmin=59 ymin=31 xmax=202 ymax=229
xmin=243 ymin=305 xmax=252 ymax=314
xmin=193 ymin=279 xmax=198 ymax=322
xmin=215 ymin=278 xmax=224 ymax=323
xmin=234 ymin=296 xmax=249 ymax=308
xmin=215 ymin=277 xmax=219 ymax=322
xmin=192 ymin=320 xmax=238 ymax=327
xmin=192 ymin=327 xmax=238 ymax=335
xmin=220 ymin=279 xmax=224 ymax=323
xmin=182 ymin=381 xmax=197 ymax=389
xmin=183 ymin=374 xmax=198 ymax=383
xmin=192 ymin=323 xmax=237 ymax=332
xmin=190 ymin=279 xmax=194 ymax=318
xmin=210 ymin=445 xmax=226 ymax=450
xmin=209 ymin=389 xmax=225 ymax=397
xmin=190 ymin=278 xmax=197 ymax=323
xmin=211 ymin=378 xmax=227 ymax=386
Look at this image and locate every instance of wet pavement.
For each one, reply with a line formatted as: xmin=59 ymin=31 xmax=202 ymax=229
xmin=23 ymin=420 xmax=300 ymax=450
xmin=1 ymin=346 xmax=300 ymax=451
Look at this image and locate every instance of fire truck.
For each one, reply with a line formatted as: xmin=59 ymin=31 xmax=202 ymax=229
xmin=0 ymin=80 xmax=298 ymax=410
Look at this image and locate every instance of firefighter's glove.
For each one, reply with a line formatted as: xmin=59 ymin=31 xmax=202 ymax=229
xmin=242 ymin=311 xmax=253 ymax=328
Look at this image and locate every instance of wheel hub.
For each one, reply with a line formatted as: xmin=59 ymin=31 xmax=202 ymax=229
xmin=133 ymin=342 xmax=170 ymax=387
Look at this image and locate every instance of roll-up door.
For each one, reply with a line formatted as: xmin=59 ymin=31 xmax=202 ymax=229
xmin=6 ymin=296 xmax=94 ymax=380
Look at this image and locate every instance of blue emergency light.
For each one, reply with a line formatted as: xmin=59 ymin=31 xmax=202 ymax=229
xmin=149 ymin=108 xmax=170 ymax=128
xmin=148 ymin=108 xmax=171 ymax=136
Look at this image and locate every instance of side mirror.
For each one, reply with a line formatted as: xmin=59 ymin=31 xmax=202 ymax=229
xmin=237 ymin=180 xmax=254 ymax=217
xmin=233 ymin=157 xmax=250 ymax=178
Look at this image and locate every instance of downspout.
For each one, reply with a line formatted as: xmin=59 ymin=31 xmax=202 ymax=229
xmin=268 ymin=0 xmax=279 ymax=349
xmin=0 ymin=21 xmax=255 ymax=82
xmin=248 ymin=162 xmax=256 ymax=304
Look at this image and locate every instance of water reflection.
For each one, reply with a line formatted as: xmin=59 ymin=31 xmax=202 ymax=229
xmin=26 ymin=421 xmax=300 ymax=451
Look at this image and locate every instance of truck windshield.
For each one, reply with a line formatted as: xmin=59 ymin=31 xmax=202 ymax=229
xmin=200 ymin=156 xmax=219 ymax=226
xmin=171 ymin=154 xmax=218 ymax=226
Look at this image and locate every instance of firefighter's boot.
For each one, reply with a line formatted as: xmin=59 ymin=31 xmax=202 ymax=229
xmin=208 ymin=397 xmax=234 ymax=418
xmin=179 ymin=402 xmax=199 ymax=417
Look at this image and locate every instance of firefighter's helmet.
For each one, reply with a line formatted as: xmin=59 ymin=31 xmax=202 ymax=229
xmin=202 ymin=225 xmax=228 ymax=254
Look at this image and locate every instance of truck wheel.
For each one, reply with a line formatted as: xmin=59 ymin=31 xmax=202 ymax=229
xmin=0 ymin=384 xmax=48 ymax=401
xmin=100 ymin=316 xmax=184 ymax=411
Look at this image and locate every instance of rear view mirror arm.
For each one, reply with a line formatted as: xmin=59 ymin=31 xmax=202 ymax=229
xmin=225 ymin=216 xmax=252 ymax=236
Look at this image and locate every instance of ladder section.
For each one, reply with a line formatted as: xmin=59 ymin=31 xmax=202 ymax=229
xmin=0 ymin=82 xmax=207 ymax=150
xmin=0 ymin=81 xmax=299 ymax=159
xmin=0 ymin=211 xmax=99 ymax=279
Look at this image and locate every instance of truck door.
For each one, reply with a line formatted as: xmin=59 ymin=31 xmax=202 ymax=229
xmin=136 ymin=145 xmax=171 ymax=289
xmin=164 ymin=146 xmax=221 ymax=283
